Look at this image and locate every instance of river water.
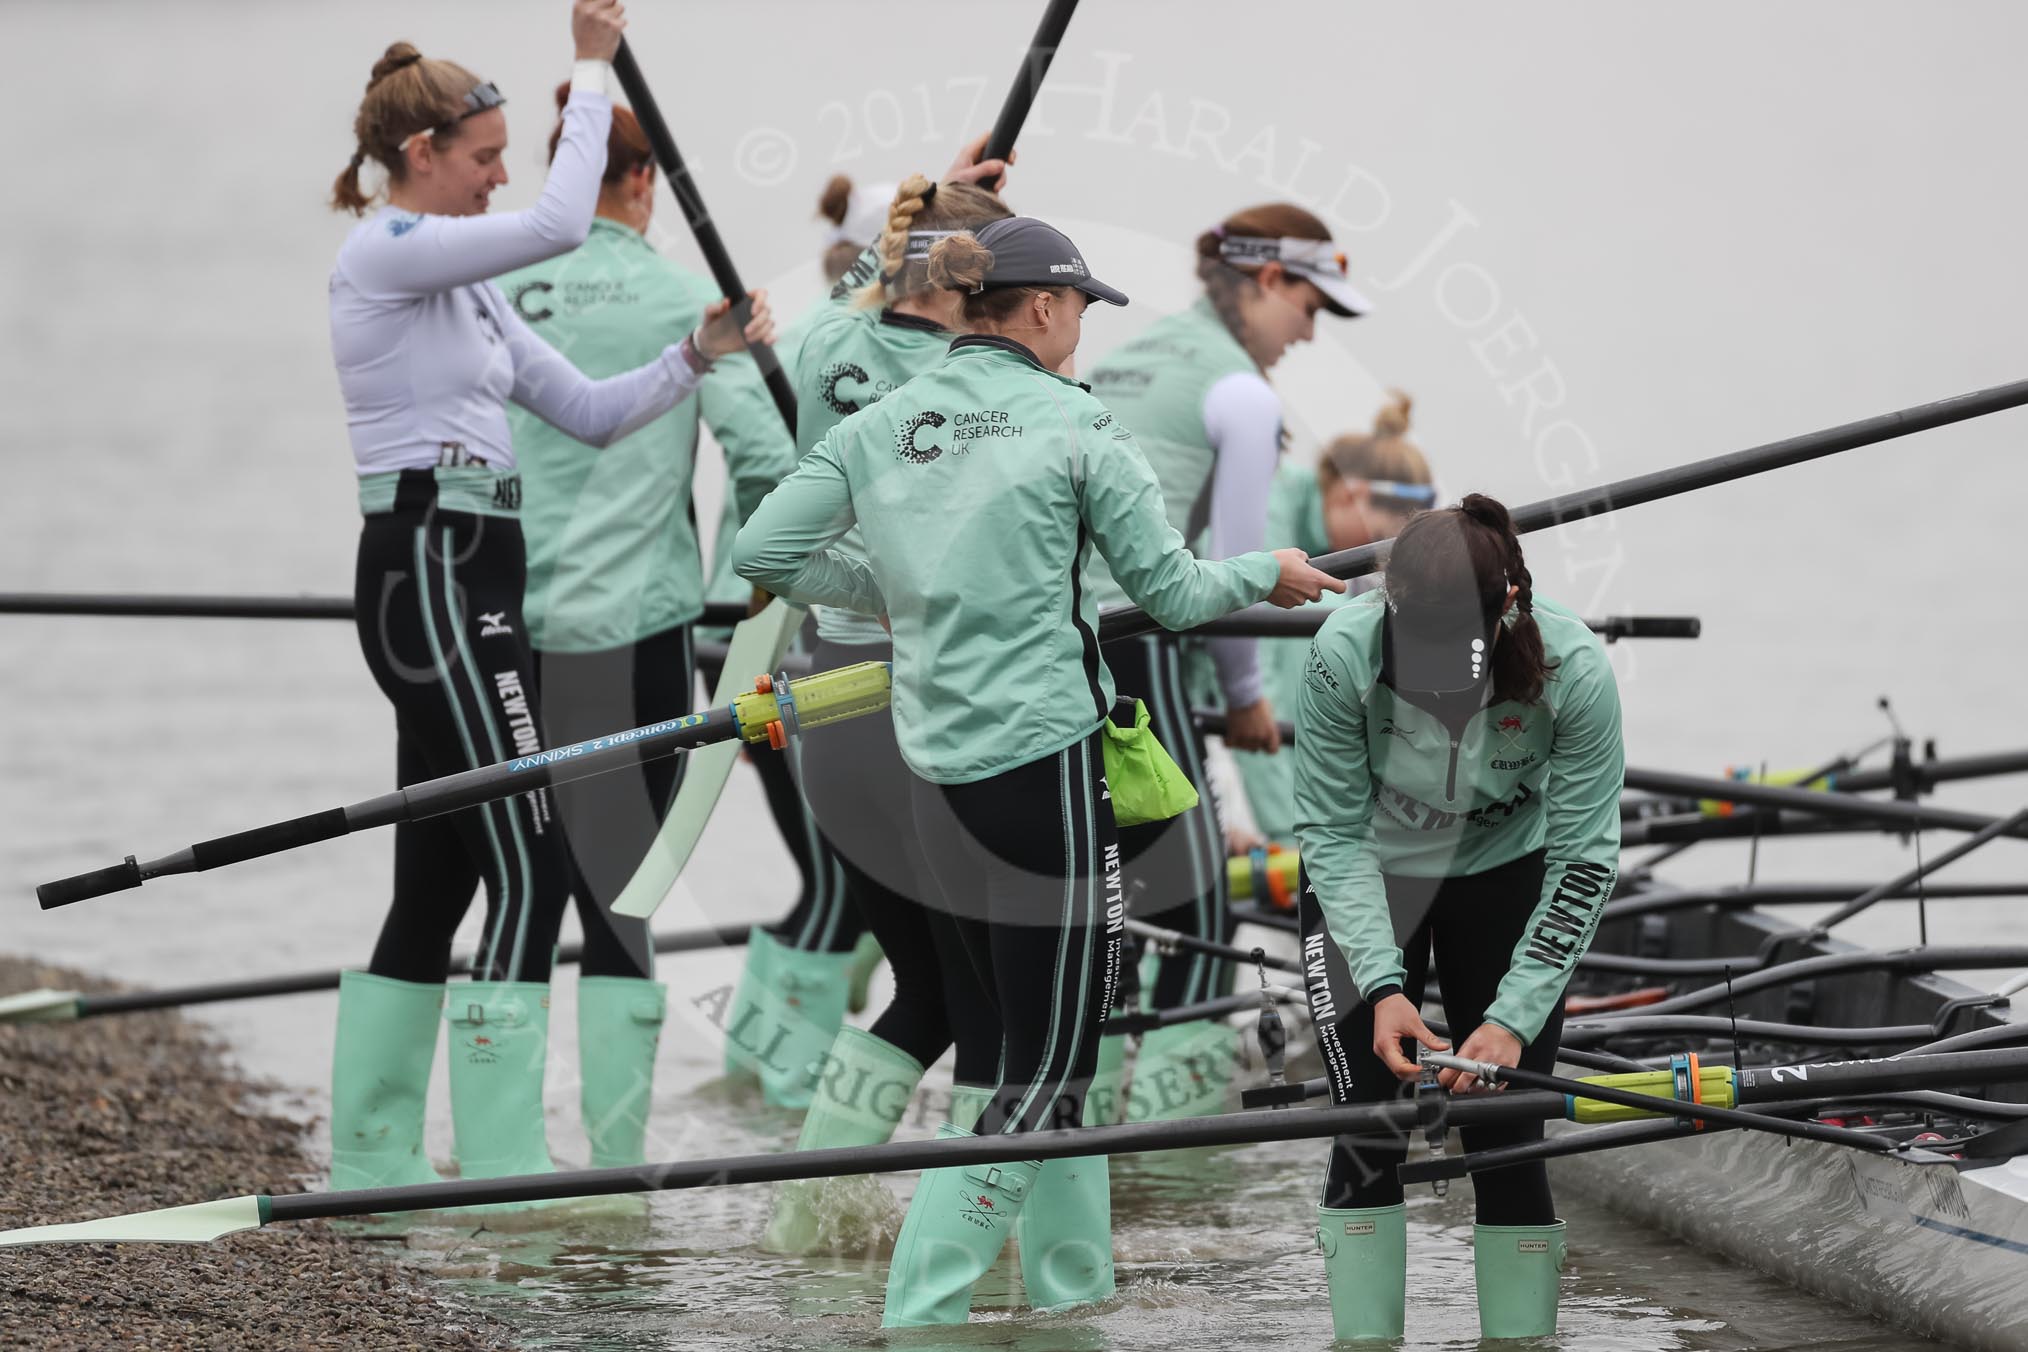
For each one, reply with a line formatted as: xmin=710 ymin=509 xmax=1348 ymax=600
xmin=4 ymin=1 xmax=2025 ymax=1348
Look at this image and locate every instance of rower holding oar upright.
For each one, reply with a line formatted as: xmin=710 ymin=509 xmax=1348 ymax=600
xmin=1293 ymin=495 xmax=1625 ymax=1340
xmin=735 ymin=216 xmax=1344 ymax=1327
xmin=324 ymin=0 xmax=773 ymax=1200
xmin=1082 ymin=203 xmax=1370 ymax=1122
xmin=493 ymin=81 xmax=797 ymax=1172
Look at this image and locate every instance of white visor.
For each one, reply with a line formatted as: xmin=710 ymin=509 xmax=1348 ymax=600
xmin=1217 ymin=234 xmax=1373 ymax=318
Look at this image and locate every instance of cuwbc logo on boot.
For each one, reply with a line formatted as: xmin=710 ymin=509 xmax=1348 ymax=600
xmin=958 ymin=1192 xmax=1002 ymax=1232
xmin=463 ymin=1033 xmax=502 ymax=1066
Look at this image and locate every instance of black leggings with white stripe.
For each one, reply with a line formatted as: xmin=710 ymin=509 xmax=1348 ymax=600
xmin=354 ymin=503 xmax=570 ymax=985
xmin=911 ymin=729 xmax=1124 ymax=1135
xmin=533 ymin=623 xmax=695 ymax=980
xmin=1106 ymin=633 xmax=1232 ymax=1007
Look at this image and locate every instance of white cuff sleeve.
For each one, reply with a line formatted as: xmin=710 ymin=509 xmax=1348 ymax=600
xmin=571 ymin=60 xmax=612 ymax=97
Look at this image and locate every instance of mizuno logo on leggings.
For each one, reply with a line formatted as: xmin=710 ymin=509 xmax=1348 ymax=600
xmin=493 ymin=671 xmax=543 ymax=757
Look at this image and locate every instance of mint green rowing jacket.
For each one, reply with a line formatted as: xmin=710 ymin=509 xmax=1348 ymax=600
xmin=500 ymin=219 xmax=796 ymax=653
xmin=1293 ymin=590 xmax=1624 ymax=1042
xmin=734 ymin=337 xmax=1281 ymax=784
xmin=790 ymin=303 xmax=953 ymax=646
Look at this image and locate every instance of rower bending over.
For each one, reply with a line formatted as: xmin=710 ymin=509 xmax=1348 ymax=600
xmin=735 ymin=216 xmax=1342 ymax=1327
xmin=1293 ymin=496 xmax=1625 ymax=1340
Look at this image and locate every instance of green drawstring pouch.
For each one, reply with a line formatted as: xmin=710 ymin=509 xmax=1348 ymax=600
xmin=1102 ymin=697 xmax=1199 ymax=827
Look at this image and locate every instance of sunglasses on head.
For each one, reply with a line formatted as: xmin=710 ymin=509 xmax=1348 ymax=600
xmin=401 ymin=82 xmax=507 ymax=152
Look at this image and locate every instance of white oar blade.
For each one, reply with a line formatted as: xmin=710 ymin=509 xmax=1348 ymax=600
xmin=0 ymin=1195 xmax=264 ymax=1248
xmin=612 ymin=600 xmax=805 ymax=920
xmin=0 ymin=989 xmax=82 ymax=1023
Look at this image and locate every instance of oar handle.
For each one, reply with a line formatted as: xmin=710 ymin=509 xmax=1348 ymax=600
xmin=36 ymin=858 xmax=143 ymax=909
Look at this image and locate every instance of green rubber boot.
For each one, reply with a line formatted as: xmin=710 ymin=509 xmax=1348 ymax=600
xmin=754 ymin=942 xmax=858 ymax=1111
xmin=846 ymin=931 xmax=884 ymax=1015
xmin=1124 ymin=1019 xmax=1244 ymax=1121
xmin=1474 ymin=1220 xmax=1566 ymax=1339
xmin=1017 ymin=1088 xmax=1115 ymax=1312
xmin=761 ymin=1026 xmax=926 ymax=1254
xmin=881 ymin=1123 xmax=1041 ymax=1328
xmin=723 ymin=928 xmax=779 ymax=1080
xmin=1085 ymin=1033 xmax=1130 ymax=1127
xmin=445 ymin=981 xmax=557 ymax=1183
xmin=576 ymin=977 xmax=666 ymax=1169
xmin=1318 ymin=1203 xmax=1407 ymax=1341
xmin=329 ymin=970 xmax=445 ymax=1191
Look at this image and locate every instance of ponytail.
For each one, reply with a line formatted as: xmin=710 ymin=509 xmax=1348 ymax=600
xmin=331 ymin=146 xmax=371 ymax=214
xmin=330 ymin=41 xmax=485 ymax=215
xmin=1459 ymin=493 xmax=1555 ymax=705
xmin=854 ymin=176 xmax=1011 ymax=310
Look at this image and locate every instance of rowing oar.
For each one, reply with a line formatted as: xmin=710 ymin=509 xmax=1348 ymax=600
xmin=1186 ymin=609 xmax=1702 ymax=641
xmin=984 ymin=0 xmax=1081 ymax=162
xmin=609 ymin=42 xmax=794 ymax=433
xmin=1623 ymin=767 xmax=2028 ymax=840
xmin=10 ymin=1045 xmax=2018 ymax=1249
xmin=1604 ymin=879 xmax=2028 ymax=921
xmin=35 ymin=662 xmax=892 ymax=909
xmin=1098 ymin=376 xmax=2028 ymax=643
xmin=0 ymin=922 xmax=750 ymax=1025
xmin=1124 ymin=918 xmax=1302 ymax=974
xmin=610 ymin=599 xmax=805 ymax=921
xmin=0 ymin=592 xmax=750 ymax=625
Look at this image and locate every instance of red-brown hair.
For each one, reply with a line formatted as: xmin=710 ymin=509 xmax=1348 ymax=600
xmin=547 ymin=81 xmax=653 ymax=184
xmin=1194 ymin=202 xmax=1335 ymax=356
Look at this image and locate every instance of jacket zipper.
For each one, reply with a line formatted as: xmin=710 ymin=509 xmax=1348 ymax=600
xmin=1445 ymin=736 xmax=1461 ymax=801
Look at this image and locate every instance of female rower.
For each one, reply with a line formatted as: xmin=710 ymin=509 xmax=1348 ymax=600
xmin=757 ymin=172 xmax=1019 ymax=1263
xmin=735 ymin=216 xmax=1343 ymax=1326
xmin=323 ymin=1 xmax=773 ymax=1197
xmin=1229 ymin=393 xmax=1434 ymax=847
xmin=1293 ymin=495 xmax=1624 ymax=1341
xmin=496 ymin=81 xmax=798 ymax=1170
xmin=1083 ymin=202 xmax=1370 ymax=1122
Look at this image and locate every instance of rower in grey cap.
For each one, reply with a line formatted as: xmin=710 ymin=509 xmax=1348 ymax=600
xmin=734 ymin=214 xmax=1342 ymax=1328
xmin=1079 ymin=201 xmax=1374 ymax=1127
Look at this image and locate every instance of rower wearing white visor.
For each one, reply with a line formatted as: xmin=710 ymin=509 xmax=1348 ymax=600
xmin=1293 ymin=495 xmax=1625 ymax=1341
xmin=1081 ymin=203 xmax=1370 ymax=1124
xmin=322 ymin=0 xmax=774 ymax=1202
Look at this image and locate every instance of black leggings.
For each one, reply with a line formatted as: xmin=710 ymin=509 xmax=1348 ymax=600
xmin=1105 ymin=633 xmax=1231 ymax=1008
xmin=912 ymin=730 xmax=1123 ymax=1135
xmin=696 ymin=636 xmax=863 ymax=956
xmin=355 ymin=505 xmax=569 ymax=985
xmin=1301 ymin=848 xmax=1560 ymax=1224
xmin=532 ymin=624 xmax=695 ymax=980
xmin=800 ymin=639 xmax=1000 ymax=1083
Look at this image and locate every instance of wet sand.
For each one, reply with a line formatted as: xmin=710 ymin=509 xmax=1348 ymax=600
xmin=0 ymin=954 xmax=510 ymax=1352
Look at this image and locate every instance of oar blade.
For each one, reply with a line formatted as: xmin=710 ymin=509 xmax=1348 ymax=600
xmin=0 ymin=1195 xmax=265 ymax=1248
xmin=0 ymin=989 xmax=83 ymax=1024
xmin=612 ymin=599 xmax=804 ymax=920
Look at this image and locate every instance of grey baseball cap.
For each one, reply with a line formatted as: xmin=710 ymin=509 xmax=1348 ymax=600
xmin=968 ymin=217 xmax=1129 ymax=307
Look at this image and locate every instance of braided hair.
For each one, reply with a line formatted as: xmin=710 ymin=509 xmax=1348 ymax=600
xmin=853 ymin=175 xmax=1010 ymax=310
xmin=1386 ymin=493 xmax=1558 ymax=704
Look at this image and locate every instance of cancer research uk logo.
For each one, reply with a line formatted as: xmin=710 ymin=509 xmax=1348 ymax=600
xmin=895 ymin=408 xmax=1026 ymax=464
xmin=821 ymin=361 xmax=880 ymax=416
xmin=895 ymin=411 xmax=948 ymax=464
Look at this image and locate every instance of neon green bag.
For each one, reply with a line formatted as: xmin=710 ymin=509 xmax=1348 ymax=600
xmin=1102 ymin=698 xmax=1200 ymax=828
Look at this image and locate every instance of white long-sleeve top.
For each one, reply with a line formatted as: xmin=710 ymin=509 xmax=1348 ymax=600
xmin=329 ymin=87 xmax=703 ymax=476
xmin=1199 ymin=370 xmax=1283 ymax=707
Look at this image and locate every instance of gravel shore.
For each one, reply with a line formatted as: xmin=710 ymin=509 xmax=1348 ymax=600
xmin=0 ymin=955 xmax=512 ymax=1351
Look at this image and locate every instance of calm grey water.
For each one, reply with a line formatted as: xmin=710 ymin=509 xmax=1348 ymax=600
xmin=4 ymin=2 xmax=2025 ymax=1348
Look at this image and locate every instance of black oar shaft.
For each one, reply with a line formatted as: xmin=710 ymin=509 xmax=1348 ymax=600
xmin=1809 ymin=804 xmax=2028 ymax=933
xmin=1183 ymin=609 xmax=1700 ymax=641
xmin=1097 ymin=377 xmax=2028 ymax=643
xmin=39 ymin=706 xmax=740 ymax=908
xmin=1628 ymin=944 xmax=2028 ymax=1017
xmin=984 ymin=0 xmax=1081 ymax=161
xmin=1734 ymin=1047 xmax=2028 ymax=1102
xmin=1604 ymin=880 xmax=2028 ymax=920
xmin=609 ymin=42 xmax=795 ymax=434
xmin=0 ymin=593 xmax=746 ymax=627
xmin=1623 ymin=767 xmax=2028 ymax=839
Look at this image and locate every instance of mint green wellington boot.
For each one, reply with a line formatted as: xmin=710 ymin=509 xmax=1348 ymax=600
xmin=577 ymin=977 xmax=667 ymax=1168
xmin=762 ymin=1026 xmax=926 ymax=1254
xmin=754 ymin=943 xmax=858 ymax=1111
xmin=1125 ymin=1019 xmax=1244 ymax=1121
xmin=329 ymin=970 xmax=446 ymax=1191
xmin=1017 ymin=1088 xmax=1115 ymax=1312
xmin=881 ymin=1124 xmax=1042 ymax=1328
xmin=1318 ymin=1203 xmax=1407 ymax=1341
xmin=1474 ymin=1221 xmax=1566 ymax=1339
xmin=723 ymin=928 xmax=780 ymax=1080
xmin=445 ymin=981 xmax=558 ymax=1187
xmin=846 ymin=931 xmax=884 ymax=1015
xmin=1085 ymin=1033 xmax=1130 ymax=1127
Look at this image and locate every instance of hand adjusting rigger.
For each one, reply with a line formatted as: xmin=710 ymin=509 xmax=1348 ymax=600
xmin=1415 ymin=1046 xmax=1451 ymax=1197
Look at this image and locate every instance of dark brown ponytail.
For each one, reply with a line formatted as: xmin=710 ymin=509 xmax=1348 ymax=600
xmin=1387 ymin=493 xmax=1557 ymax=705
